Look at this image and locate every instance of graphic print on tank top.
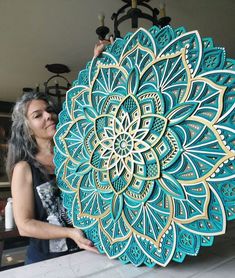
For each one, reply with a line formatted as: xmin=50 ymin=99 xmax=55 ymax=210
xmin=36 ymin=180 xmax=68 ymax=253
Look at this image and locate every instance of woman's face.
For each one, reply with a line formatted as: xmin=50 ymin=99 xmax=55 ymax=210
xmin=26 ymin=99 xmax=57 ymax=141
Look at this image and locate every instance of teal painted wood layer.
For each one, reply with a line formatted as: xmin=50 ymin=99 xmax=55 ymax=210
xmin=54 ymin=26 xmax=235 ymax=267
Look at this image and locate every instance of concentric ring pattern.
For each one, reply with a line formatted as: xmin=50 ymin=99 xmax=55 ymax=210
xmin=54 ymin=26 xmax=235 ymax=267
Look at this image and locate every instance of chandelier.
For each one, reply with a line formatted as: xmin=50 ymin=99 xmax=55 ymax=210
xmin=96 ymin=0 xmax=171 ymax=39
xmin=23 ymin=63 xmax=71 ymax=112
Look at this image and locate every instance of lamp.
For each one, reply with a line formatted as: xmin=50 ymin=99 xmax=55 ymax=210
xmin=23 ymin=63 xmax=71 ymax=112
xmin=96 ymin=0 xmax=171 ymax=39
xmin=44 ymin=64 xmax=71 ymax=110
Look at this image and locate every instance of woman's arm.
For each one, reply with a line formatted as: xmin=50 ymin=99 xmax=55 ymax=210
xmin=11 ymin=161 xmax=98 ymax=253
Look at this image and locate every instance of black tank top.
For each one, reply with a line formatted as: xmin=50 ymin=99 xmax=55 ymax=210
xmin=28 ymin=164 xmax=78 ymax=256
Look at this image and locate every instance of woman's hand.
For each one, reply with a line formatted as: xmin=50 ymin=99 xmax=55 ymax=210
xmin=69 ymin=228 xmax=99 ymax=254
xmin=93 ymin=36 xmax=114 ymax=58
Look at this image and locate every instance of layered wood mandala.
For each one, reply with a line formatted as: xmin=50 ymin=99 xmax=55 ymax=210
xmin=54 ymin=26 xmax=235 ymax=267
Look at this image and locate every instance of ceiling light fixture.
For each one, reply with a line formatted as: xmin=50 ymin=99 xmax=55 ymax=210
xmin=23 ymin=63 xmax=71 ymax=112
xmin=96 ymin=0 xmax=171 ymax=40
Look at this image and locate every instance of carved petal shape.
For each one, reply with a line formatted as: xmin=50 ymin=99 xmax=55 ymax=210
xmin=166 ymin=102 xmax=199 ymax=126
xmin=156 ymin=172 xmax=186 ymax=200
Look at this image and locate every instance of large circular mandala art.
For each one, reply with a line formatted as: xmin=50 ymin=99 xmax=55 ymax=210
xmin=54 ymin=26 xmax=235 ymax=267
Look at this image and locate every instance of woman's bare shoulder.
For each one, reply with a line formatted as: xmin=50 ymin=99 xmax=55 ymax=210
xmin=14 ymin=161 xmax=31 ymax=172
xmin=12 ymin=161 xmax=32 ymax=186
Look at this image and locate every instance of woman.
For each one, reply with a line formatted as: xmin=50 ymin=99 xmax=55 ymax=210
xmin=6 ymin=92 xmax=99 ymax=264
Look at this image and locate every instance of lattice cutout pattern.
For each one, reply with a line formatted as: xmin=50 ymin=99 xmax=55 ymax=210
xmin=54 ymin=26 xmax=235 ymax=267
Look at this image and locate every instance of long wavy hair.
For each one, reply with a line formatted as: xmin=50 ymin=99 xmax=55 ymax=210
xmin=6 ymin=92 xmax=56 ymax=181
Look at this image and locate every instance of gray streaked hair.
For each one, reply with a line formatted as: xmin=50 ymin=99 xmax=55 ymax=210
xmin=6 ymin=91 xmax=56 ymax=181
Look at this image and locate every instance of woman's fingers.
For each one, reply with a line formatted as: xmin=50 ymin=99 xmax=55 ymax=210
xmin=93 ymin=36 xmax=114 ymax=58
xmin=72 ymin=228 xmax=99 ymax=253
xmin=77 ymin=234 xmax=94 ymax=246
xmin=80 ymin=243 xmax=100 ymax=254
xmin=78 ymin=237 xmax=99 ymax=254
xmin=93 ymin=44 xmax=104 ymax=58
xmin=110 ymin=36 xmax=114 ymax=44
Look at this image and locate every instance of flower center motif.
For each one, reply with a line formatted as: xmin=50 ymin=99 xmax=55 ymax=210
xmin=114 ymin=133 xmax=133 ymax=157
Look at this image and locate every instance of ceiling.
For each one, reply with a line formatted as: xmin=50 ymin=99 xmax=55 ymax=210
xmin=0 ymin=0 xmax=234 ymax=103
